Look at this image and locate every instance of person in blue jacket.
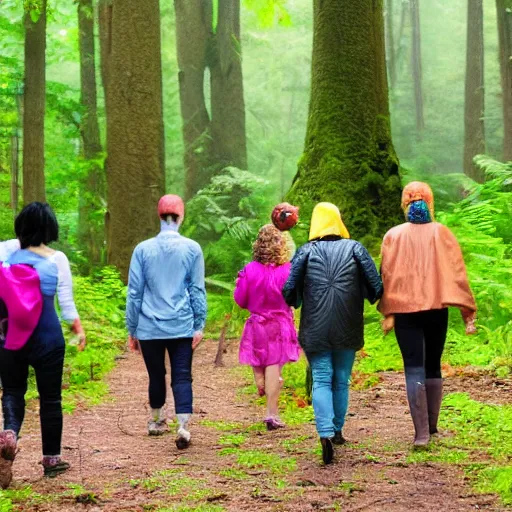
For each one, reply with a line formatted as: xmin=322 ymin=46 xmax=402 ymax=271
xmin=126 ymin=194 xmax=207 ymax=450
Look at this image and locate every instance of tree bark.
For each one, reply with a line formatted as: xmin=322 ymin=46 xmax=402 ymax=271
xmin=410 ymin=0 xmax=424 ymax=135
xmin=496 ymin=0 xmax=512 ymax=161
xmin=98 ymin=0 xmax=112 ymax=114
xmin=10 ymin=134 xmax=19 ymax=215
xmin=464 ymin=0 xmax=486 ymax=182
xmin=174 ymin=0 xmax=214 ymax=199
xmin=106 ymin=0 xmax=166 ymax=282
xmin=78 ymin=0 xmax=105 ymax=268
xmin=385 ymin=0 xmax=397 ymax=88
xmin=287 ymin=0 xmax=402 ymax=243
xmin=22 ymin=0 xmax=46 ymax=204
xmin=210 ymin=0 xmax=247 ymax=172
xmin=98 ymin=0 xmax=112 ymax=252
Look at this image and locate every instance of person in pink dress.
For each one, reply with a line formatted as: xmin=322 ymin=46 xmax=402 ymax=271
xmin=234 ymin=224 xmax=300 ymax=430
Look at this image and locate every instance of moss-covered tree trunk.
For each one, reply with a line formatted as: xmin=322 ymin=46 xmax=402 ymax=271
xmin=463 ymin=0 xmax=485 ymax=182
xmin=287 ymin=0 xmax=402 ymax=244
xmin=175 ymin=0 xmax=214 ymax=200
xmin=22 ymin=0 xmax=46 ymax=204
xmin=410 ymin=0 xmax=424 ymax=136
xmin=496 ymin=0 xmax=512 ymax=161
xmin=210 ymin=0 xmax=247 ymax=171
xmin=77 ymin=0 xmax=105 ymax=268
xmin=106 ymin=0 xmax=165 ymax=282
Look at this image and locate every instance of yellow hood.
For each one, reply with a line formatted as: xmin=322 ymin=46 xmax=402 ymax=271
xmin=309 ymin=202 xmax=350 ymax=241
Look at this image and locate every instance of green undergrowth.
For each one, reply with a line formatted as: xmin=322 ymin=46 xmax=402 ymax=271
xmin=0 ymin=483 xmax=99 ymax=511
xmin=22 ymin=267 xmax=127 ymax=412
xmin=219 ymin=446 xmax=297 ymax=475
xmin=60 ymin=267 xmax=126 ymax=411
xmin=407 ymin=393 xmax=512 ymax=505
xmin=157 ymin=505 xmax=225 ymax=512
xmin=130 ymin=469 xmax=225 ymax=504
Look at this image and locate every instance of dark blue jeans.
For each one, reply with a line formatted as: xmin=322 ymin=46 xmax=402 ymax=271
xmin=0 ymin=343 xmax=65 ymax=456
xmin=139 ymin=338 xmax=193 ymax=414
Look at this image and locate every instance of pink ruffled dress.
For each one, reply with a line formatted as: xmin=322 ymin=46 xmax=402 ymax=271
xmin=234 ymin=261 xmax=300 ymax=368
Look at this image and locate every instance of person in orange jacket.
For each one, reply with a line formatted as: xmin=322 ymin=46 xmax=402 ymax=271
xmin=379 ymin=182 xmax=477 ymax=447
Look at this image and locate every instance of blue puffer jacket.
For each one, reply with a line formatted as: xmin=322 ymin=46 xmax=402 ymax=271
xmin=126 ymin=227 xmax=207 ymax=341
xmin=283 ymin=237 xmax=382 ymax=354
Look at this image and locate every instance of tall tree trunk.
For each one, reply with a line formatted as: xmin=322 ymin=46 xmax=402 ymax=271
xmin=395 ymin=0 xmax=409 ymax=71
xmin=210 ymin=0 xmax=247 ymax=172
xmin=287 ymin=0 xmax=403 ymax=243
xmin=106 ymin=0 xmax=166 ymax=282
xmin=98 ymin=0 xmax=112 ymax=116
xmin=98 ymin=0 xmax=112 ymax=252
xmin=410 ymin=0 xmax=424 ymax=135
xmin=496 ymin=0 xmax=512 ymax=161
xmin=78 ymin=0 xmax=105 ymax=268
xmin=385 ymin=0 xmax=397 ymax=88
xmin=175 ymin=0 xmax=213 ymax=200
xmin=464 ymin=0 xmax=486 ymax=182
xmin=22 ymin=0 xmax=46 ymax=204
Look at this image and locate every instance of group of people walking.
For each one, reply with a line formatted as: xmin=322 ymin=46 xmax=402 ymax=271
xmin=235 ymin=181 xmax=476 ymax=464
xmin=0 ymin=180 xmax=476 ymax=488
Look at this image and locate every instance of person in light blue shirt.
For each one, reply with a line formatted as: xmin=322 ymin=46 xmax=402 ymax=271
xmin=126 ymin=194 xmax=206 ymax=449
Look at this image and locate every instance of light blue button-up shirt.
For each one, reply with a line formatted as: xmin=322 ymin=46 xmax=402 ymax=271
xmin=125 ymin=224 xmax=207 ymax=341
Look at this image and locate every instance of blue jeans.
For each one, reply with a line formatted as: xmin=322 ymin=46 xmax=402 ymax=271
xmin=139 ymin=338 xmax=193 ymax=414
xmin=307 ymin=349 xmax=356 ymax=438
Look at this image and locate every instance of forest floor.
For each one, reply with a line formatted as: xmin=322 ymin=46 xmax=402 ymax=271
xmin=3 ymin=340 xmax=510 ymax=512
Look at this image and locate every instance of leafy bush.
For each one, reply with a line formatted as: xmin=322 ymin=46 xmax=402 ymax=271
xmin=182 ymin=167 xmax=275 ymax=278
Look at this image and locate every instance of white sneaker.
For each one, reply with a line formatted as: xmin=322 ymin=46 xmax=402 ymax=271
xmin=176 ymin=414 xmax=191 ymax=449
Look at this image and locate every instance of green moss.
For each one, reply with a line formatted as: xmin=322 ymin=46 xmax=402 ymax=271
xmin=286 ymin=1 xmax=403 ymax=243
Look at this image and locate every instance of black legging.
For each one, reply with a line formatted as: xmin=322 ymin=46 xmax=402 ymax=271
xmin=394 ymin=309 xmax=449 ymax=379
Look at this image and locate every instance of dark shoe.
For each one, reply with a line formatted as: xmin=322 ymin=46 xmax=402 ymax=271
xmin=332 ymin=431 xmax=346 ymax=445
xmin=42 ymin=457 xmax=70 ymax=478
xmin=0 ymin=430 xmax=17 ymax=489
xmin=426 ymin=378 xmax=443 ymax=435
xmin=405 ymin=369 xmax=430 ymax=447
xmin=320 ymin=437 xmax=334 ymax=465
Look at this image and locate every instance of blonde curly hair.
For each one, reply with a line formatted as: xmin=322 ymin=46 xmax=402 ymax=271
xmin=253 ymin=224 xmax=288 ymax=266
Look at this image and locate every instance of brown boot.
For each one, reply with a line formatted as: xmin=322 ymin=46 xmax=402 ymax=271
xmin=426 ymin=378 xmax=443 ymax=435
xmin=405 ymin=369 xmax=430 ymax=447
xmin=0 ymin=430 xmax=17 ymax=489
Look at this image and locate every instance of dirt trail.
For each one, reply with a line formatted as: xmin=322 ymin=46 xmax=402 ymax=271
xmin=5 ymin=341 xmax=507 ymax=511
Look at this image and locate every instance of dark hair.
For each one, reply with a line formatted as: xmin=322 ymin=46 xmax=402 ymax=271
xmin=15 ymin=202 xmax=59 ymax=249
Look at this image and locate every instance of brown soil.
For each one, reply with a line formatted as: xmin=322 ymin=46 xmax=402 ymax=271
xmin=4 ymin=340 xmax=508 ymax=512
